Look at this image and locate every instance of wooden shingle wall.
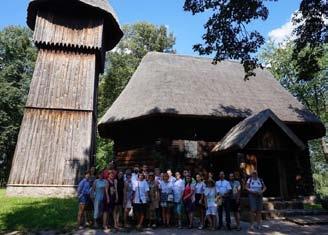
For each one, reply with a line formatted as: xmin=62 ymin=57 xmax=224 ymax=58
xmin=7 ymin=10 xmax=104 ymax=196
xmin=9 ymin=109 xmax=93 ymax=186
xmin=26 ymin=49 xmax=96 ymax=111
xmin=33 ymin=10 xmax=104 ymax=50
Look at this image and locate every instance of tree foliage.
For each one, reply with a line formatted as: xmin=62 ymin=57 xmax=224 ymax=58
xmin=260 ymin=41 xmax=328 ymax=197
xmin=293 ymin=0 xmax=328 ymax=81
xmin=0 ymin=26 xmax=37 ymax=185
xmin=183 ymin=0 xmax=327 ymax=80
xmin=96 ymin=22 xmax=176 ymax=168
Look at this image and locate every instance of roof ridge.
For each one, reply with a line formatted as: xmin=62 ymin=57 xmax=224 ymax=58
xmin=146 ymin=51 xmax=242 ymax=64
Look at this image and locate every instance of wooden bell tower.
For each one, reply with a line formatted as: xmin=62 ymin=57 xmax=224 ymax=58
xmin=7 ymin=0 xmax=123 ymax=197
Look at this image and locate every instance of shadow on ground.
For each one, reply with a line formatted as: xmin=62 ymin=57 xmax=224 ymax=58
xmin=0 ymin=189 xmax=77 ymax=233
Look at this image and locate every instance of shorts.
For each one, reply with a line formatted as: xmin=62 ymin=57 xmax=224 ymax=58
xmin=230 ymin=199 xmax=240 ymax=212
xmin=249 ymin=194 xmax=263 ymax=212
xmin=79 ymin=194 xmax=89 ymax=205
xmin=195 ymin=193 xmax=204 ymax=207
xmin=174 ymin=202 xmax=183 ymax=215
xmin=206 ymin=206 xmax=217 ymax=216
xmin=133 ymin=203 xmax=148 ymax=214
xmin=124 ymin=200 xmax=132 ymax=209
xmin=161 ymin=201 xmax=174 ymax=208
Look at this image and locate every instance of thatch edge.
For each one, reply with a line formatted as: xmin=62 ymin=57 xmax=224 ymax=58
xmin=212 ymin=109 xmax=306 ymax=152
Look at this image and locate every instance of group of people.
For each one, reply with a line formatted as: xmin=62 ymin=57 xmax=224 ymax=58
xmin=77 ymin=163 xmax=267 ymax=232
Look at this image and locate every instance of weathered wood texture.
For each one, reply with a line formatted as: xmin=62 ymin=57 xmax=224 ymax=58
xmin=8 ymin=10 xmax=103 ymax=194
xmin=33 ymin=10 xmax=104 ymax=50
xmin=8 ymin=109 xmax=93 ymax=186
xmin=26 ymin=49 xmax=96 ymax=111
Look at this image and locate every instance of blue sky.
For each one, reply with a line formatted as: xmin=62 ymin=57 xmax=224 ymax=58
xmin=0 ymin=0 xmax=301 ymax=56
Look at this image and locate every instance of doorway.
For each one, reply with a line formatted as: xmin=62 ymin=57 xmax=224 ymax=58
xmin=257 ymin=155 xmax=281 ymax=197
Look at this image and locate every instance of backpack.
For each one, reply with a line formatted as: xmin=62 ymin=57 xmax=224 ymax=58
xmin=248 ymin=178 xmax=265 ymax=190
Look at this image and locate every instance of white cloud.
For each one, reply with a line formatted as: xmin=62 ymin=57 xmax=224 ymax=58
xmin=268 ymin=19 xmax=295 ymax=43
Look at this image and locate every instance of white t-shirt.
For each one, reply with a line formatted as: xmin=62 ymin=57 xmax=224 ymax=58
xmin=247 ymin=178 xmax=264 ymax=193
xmin=159 ymin=180 xmax=173 ymax=194
xmin=131 ymin=173 xmax=138 ymax=183
xmin=230 ymin=180 xmax=241 ymax=199
xmin=133 ymin=180 xmax=149 ymax=204
xmin=204 ymin=187 xmax=217 ymax=207
xmin=215 ymin=179 xmax=232 ymax=196
xmin=195 ymin=181 xmax=206 ymax=194
xmin=168 ymin=176 xmax=176 ymax=183
xmin=155 ymin=175 xmax=162 ymax=184
xmin=173 ymin=179 xmax=185 ymax=203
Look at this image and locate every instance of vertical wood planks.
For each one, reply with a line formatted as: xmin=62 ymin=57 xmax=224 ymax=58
xmin=33 ymin=11 xmax=104 ymax=50
xmin=26 ymin=50 xmax=96 ymax=111
xmin=8 ymin=109 xmax=93 ymax=185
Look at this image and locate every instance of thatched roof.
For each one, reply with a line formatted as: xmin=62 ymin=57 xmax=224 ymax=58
xmin=212 ymin=109 xmax=306 ymax=153
xmin=98 ymin=52 xmax=325 ymax=140
xmin=27 ymin=0 xmax=123 ymax=51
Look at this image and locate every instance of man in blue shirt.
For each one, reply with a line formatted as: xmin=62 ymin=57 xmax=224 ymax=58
xmin=215 ymin=171 xmax=232 ymax=230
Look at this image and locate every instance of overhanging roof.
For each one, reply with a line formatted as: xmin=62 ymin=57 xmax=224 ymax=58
xmin=212 ymin=109 xmax=306 ymax=153
xmin=98 ymin=52 xmax=325 ymax=140
xmin=27 ymin=0 xmax=123 ymax=51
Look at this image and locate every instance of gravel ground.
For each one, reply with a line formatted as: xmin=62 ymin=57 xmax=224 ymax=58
xmin=5 ymin=219 xmax=328 ymax=235
xmin=62 ymin=220 xmax=328 ymax=235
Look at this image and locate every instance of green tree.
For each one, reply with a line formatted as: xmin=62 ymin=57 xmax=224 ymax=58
xmin=0 ymin=26 xmax=37 ymax=185
xmin=260 ymin=41 xmax=328 ymax=197
xmin=183 ymin=0 xmax=327 ymax=80
xmin=96 ymin=22 xmax=176 ymax=168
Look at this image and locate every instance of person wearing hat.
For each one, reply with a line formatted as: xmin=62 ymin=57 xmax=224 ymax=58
xmin=246 ymin=170 xmax=267 ymax=231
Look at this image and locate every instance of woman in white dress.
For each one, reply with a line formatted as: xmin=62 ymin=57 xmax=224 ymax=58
xmin=204 ymin=179 xmax=217 ymax=231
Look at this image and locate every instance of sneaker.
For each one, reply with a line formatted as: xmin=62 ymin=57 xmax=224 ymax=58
xmin=236 ymin=226 xmax=242 ymax=231
xmin=198 ymin=225 xmax=204 ymax=230
xmin=136 ymin=225 xmax=143 ymax=231
xmin=248 ymin=225 xmax=255 ymax=232
xmin=152 ymin=224 xmax=157 ymax=228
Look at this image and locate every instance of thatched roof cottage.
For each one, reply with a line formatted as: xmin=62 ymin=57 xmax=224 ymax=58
xmin=99 ymin=52 xmax=325 ymax=198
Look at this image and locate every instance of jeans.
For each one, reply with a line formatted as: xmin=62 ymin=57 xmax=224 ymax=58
xmin=218 ymin=197 xmax=231 ymax=226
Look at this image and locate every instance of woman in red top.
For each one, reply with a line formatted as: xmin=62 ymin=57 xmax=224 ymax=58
xmin=183 ymin=174 xmax=195 ymax=229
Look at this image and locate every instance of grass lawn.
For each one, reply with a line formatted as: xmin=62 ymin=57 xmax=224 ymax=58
xmin=0 ymin=188 xmax=78 ymax=233
xmin=304 ymin=203 xmax=324 ymax=210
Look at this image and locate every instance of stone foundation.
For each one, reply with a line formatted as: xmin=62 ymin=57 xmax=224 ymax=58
xmin=6 ymin=185 xmax=77 ymax=198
